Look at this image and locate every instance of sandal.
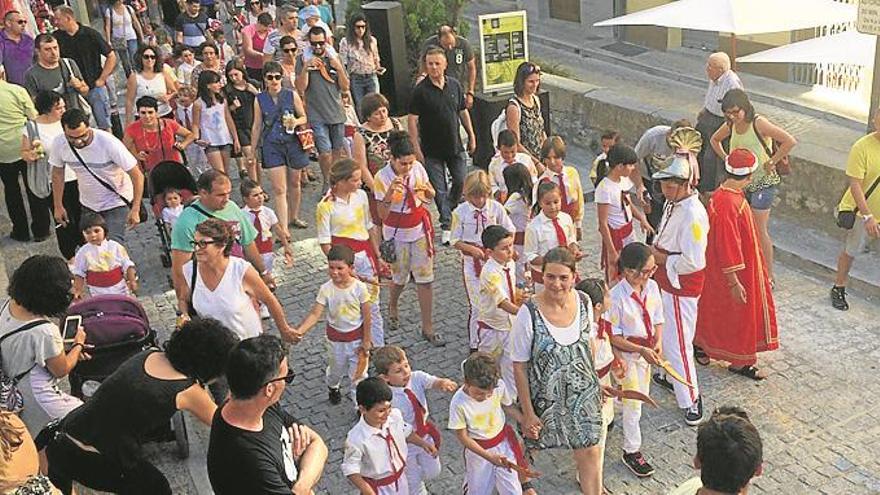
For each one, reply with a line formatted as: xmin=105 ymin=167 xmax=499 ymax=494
xmin=291 ymin=218 xmax=308 ymax=229
xmin=387 ymin=315 xmax=399 ymax=331
xmin=728 ymin=365 xmax=767 ymax=381
xmin=422 ymin=332 xmax=446 ymax=347
xmin=694 ymin=346 xmax=710 ymax=366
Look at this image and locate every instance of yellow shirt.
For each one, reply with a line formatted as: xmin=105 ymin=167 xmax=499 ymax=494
xmin=478 ymin=258 xmax=517 ymax=332
xmin=535 ymin=165 xmax=585 ymax=222
xmin=838 ymin=133 xmax=880 ymax=218
xmin=0 ymin=80 xmax=36 ymax=163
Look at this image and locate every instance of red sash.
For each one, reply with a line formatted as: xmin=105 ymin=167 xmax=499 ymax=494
xmin=85 ymin=266 xmax=124 ymax=287
xmin=513 ymin=231 xmax=525 ymax=246
xmin=332 ymin=236 xmax=381 ymax=278
xmin=596 ymin=361 xmax=613 ymax=379
xmin=325 ymin=324 xmax=364 ymax=343
xmin=461 ymin=241 xmax=484 ymax=277
xmin=385 ymin=206 xmax=435 ymax=257
xmin=600 ymin=221 xmax=634 ymax=271
xmin=628 ymin=291 xmax=656 ymax=349
xmin=626 ymin=336 xmax=655 ymax=348
xmin=404 ymin=388 xmax=442 ymax=449
xmin=363 ymin=431 xmax=406 ymax=491
xmin=474 ymin=424 xmax=529 ymax=471
xmin=652 ymin=247 xmax=705 ymax=297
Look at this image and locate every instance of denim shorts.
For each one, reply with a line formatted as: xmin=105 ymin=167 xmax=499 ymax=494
xmin=261 ymin=140 xmax=310 ymax=169
xmin=746 ymin=185 xmax=778 ymax=211
xmin=310 ymin=122 xmax=346 ymax=154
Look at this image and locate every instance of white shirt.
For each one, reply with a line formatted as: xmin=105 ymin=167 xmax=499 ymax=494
xmin=510 ymin=299 xmax=585 ymax=362
xmin=488 ymin=152 xmax=537 ymax=195
xmin=72 ymin=240 xmax=135 ymax=277
xmin=478 ymin=257 xmax=517 ymax=332
xmin=176 ymin=61 xmax=199 ymax=87
xmin=49 ymin=129 xmax=138 ymax=212
xmin=342 ymin=408 xmax=411 ymax=479
xmin=653 ymin=194 xmax=709 ymax=289
xmin=594 ymin=176 xmax=634 ymax=229
xmin=503 ymin=192 xmax=531 ymax=234
xmin=449 ymin=199 xmax=515 ymax=247
xmin=22 ymin=121 xmax=76 ymax=182
xmin=241 ymin=205 xmax=279 ymax=244
xmin=184 ymin=257 xmax=262 ymax=340
xmin=608 ymin=278 xmax=664 ymax=340
xmin=315 ymin=189 xmax=373 ymax=243
xmin=162 ymin=204 xmax=183 ymax=228
xmin=523 ymin=211 xmax=576 ymax=264
xmin=373 ymin=162 xmax=432 ymax=243
xmin=390 ymin=370 xmax=438 ymax=428
xmin=315 ymin=279 xmax=369 ymax=332
xmin=447 ymin=379 xmax=512 ymax=440
xmin=704 ymin=70 xmax=743 ymax=117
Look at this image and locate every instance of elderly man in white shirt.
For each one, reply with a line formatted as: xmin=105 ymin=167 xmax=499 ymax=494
xmin=695 ymin=52 xmax=743 ymax=195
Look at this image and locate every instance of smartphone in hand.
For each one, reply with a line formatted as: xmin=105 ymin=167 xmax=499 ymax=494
xmin=62 ymin=315 xmax=82 ymax=344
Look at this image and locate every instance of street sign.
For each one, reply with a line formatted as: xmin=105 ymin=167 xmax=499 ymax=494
xmin=478 ymin=10 xmax=529 ymax=93
xmin=857 ymin=0 xmax=880 ymax=35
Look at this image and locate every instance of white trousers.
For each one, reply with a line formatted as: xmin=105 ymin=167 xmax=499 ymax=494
xmin=619 ymin=354 xmax=650 ymax=454
xmin=463 ymin=439 xmax=523 ymax=495
xmin=513 ymin=244 xmax=526 ymax=283
xmin=325 ymin=339 xmax=367 ymax=404
xmin=461 ymin=256 xmax=482 ymax=349
xmin=405 ymin=434 xmax=442 ymax=495
xmin=477 ymin=328 xmax=516 ymax=399
xmin=354 ymin=251 xmax=385 ymax=346
xmin=659 ymin=292 xmax=700 ymax=409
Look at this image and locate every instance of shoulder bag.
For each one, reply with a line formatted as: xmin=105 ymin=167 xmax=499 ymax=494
xmin=0 ymin=301 xmax=50 ymax=413
xmin=378 ymin=182 xmax=411 ymax=264
xmin=59 ymin=59 xmax=93 ymax=120
xmin=752 ymin=115 xmax=791 ymax=176
xmin=837 ymin=174 xmax=880 ymax=230
xmin=24 ymin=121 xmax=52 ymax=199
xmin=67 ymin=141 xmax=149 ymax=223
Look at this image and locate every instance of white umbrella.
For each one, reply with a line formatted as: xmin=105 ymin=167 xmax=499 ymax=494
xmin=594 ymin=0 xmax=857 ymax=61
xmin=737 ymin=30 xmax=874 ymax=66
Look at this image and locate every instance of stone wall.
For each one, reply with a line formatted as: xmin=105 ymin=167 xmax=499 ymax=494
xmin=541 ymin=74 xmax=849 ymax=234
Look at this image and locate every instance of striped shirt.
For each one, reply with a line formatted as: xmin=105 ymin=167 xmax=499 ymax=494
xmin=703 ymin=70 xmax=743 ymax=117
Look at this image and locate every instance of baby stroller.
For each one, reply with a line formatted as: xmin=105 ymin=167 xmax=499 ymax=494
xmin=65 ymin=294 xmax=190 ymax=458
xmin=149 ymin=161 xmax=198 ymax=270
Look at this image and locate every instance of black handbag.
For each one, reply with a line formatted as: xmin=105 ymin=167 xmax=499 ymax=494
xmin=837 ymin=174 xmax=880 ymax=230
xmin=379 ymin=182 xmax=411 ymax=264
xmin=68 ymin=142 xmax=149 ymax=223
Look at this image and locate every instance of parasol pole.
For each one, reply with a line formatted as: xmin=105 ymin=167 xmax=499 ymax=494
xmin=731 ymin=32 xmax=738 ymax=71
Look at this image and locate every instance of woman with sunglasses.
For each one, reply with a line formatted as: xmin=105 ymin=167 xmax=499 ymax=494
xmin=510 ymin=247 xmax=608 ymax=494
xmin=179 ymin=218 xmax=296 ymax=344
xmin=252 ymin=61 xmax=311 ymax=235
xmin=225 ymin=59 xmax=260 ymax=180
xmin=277 ymin=35 xmax=299 ymax=90
xmin=506 ymin=61 xmax=546 ymax=165
xmin=124 ymin=45 xmax=178 ymax=125
xmin=339 ymin=14 xmax=383 ymax=120
xmin=41 ymin=317 xmax=239 ymax=495
xmin=123 ymin=96 xmax=195 ymax=173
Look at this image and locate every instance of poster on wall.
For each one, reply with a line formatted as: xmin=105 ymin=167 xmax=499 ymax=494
xmin=478 ymin=10 xmax=528 ymax=93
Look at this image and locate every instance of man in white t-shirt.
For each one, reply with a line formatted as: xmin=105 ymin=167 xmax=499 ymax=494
xmin=50 ymin=107 xmax=144 ymax=243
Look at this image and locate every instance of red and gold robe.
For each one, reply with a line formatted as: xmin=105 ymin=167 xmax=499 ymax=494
xmin=695 ymin=186 xmax=778 ymax=366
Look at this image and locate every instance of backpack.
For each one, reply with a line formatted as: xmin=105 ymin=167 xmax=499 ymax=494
xmin=0 ymin=301 xmax=49 ymax=413
xmin=490 ymin=96 xmax=540 ymax=148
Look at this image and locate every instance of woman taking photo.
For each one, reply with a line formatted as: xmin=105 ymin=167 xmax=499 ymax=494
xmin=123 ymin=96 xmax=195 ymax=173
xmin=103 ymin=0 xmax=142 ymax=77
xmin=710 ymin=89 xmax=796 ymax=286
xmin=505 ymin=61 xmax=546 ymax=164
xmin=42 ymin=318 xmax=239 ymax=495
xmin=351 ymin=92 xmax=402 ymax=223
xmin=180 ymin=218 xmax=296 ymax=342
xmin=510 ymin=247 xmax=606 ymax=494
xmin=339 ymin=14 xmax=383 ymax=119
xmin=251 ymin=61 xmax=311 ymax=234
xmin=225 ymin=59 xmax=260 ymax=180
xmin=0 ymin=255 xmax=85 ymax=437
xmin=193 ymin=70 xmax=240 ymax=173
xmin=125 ymin=45 xmax=178 ymax=125
xmin=21 ymin=92 xmax=82 ymax=263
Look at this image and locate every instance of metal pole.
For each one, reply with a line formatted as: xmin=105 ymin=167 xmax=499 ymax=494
xmin=869 ymin=35 xmax=880 ymax=132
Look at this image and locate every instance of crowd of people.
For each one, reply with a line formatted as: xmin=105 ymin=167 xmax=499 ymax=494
xmin=0 ymin=1 xmax=877 ymax=494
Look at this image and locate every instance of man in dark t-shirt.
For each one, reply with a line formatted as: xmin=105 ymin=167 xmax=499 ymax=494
xmin=208 ymin=335 xmax=327 ymax=495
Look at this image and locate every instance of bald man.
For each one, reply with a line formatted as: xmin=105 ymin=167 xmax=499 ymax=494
xmin=421 ymin=25 xmax=476 ymax=108
xmin=695 ymin=52 xmax=743 ymax=194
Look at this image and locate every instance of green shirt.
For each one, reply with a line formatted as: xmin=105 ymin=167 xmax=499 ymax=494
xmin=667 ymin=477 xmax=702 ymax=495
xmin=170 ymin=199 xmax=258 ymax=253
xmin=838 ymin=133 xmax=880 ymax=218
xmin=0 ymin=81 xmax=35 ymax=163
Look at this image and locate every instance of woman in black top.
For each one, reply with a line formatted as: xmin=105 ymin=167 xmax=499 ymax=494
xmin=225 ymin=58 xmax=260 ymax=180
xmin=42 ymin=318 xmax=239 ymax=495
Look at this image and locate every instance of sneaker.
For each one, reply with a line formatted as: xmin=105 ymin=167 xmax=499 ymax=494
xmin=441 ymin=230 xmax=451 ymax=246
xmin=622 ymin=451 xmax=654 ymax=478
xmin=652 ymin=372 xmax=674 ymax=393
xmin=830 ymin=285 xmax=849 ymax=311
xmin=328 ymin=386 xmax=342 ymax=405
xmin=684 ymin=396 xmax=704 ymax=426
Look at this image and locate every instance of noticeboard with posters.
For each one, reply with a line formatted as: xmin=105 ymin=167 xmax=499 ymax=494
xmin=857 ymin=0 xmax=880 ymax=35
xmin=478 ymin=10 xmax=529 ymax=93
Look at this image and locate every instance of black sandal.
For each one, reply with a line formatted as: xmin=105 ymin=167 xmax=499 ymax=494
xmin=728 ymin=365 xmax=766 ymax=381
xmin=694 ymin=346 xmax=710 ymax=366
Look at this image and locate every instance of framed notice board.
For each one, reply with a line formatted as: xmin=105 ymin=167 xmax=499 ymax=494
xmin=478 ymin=10 xmax=529 ymax=93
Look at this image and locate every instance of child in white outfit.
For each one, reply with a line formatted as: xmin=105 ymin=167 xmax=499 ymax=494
xmin=72 ymin=213 xmax=138 ymax=299
xmin=161 ymin=188 xmax=184 ymax=231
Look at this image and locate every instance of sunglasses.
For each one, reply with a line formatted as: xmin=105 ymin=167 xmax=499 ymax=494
xmin=309 ymin=41 xmax=325 ymax=47
xmin=16 ymin=20 xmax=27 ymax=25
xmin=264 ymin=74 xmax=283 ymax=81
xmin=282 ymin=47 xmax=297 ymax=53
xmin=263 ymin=370 xmax=296 ymax=386
xmin=190 ymin=239 xmax=223 ymax=249
xmin=143 ymin=54 xmax=157 ymax=59
xmin=521 ymin=63 xmax=541 ymax=75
